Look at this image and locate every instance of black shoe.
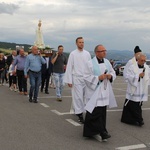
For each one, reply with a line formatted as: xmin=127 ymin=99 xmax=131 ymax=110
xmin=77 ymin=114 xmax=84 ymax=124
xmin=45 ymin=91 xmax=49 ymax=94
xmin=29 ymin=98 xmax=32 ymax=103
xmin=33 ymin=99 xmax=38 ymax=103
xmin=139 ymin=121 xmax=144 ymax=126
xmin=41 ymin=89 xmax=43 ymax=92
xmin=135 ymin=121 xmax=144 ymax=126
xmin=100 ymin=132 xmax=111 ymax=141
xmin=56 ymin=98 xmax=62 ymax=102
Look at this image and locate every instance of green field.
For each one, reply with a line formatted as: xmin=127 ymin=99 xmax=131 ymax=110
xmin=0 ymin=48 xmax=13 ymax=55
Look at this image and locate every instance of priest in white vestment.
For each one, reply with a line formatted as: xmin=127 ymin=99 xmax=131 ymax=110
xmin=64 ymin=37 xmax=91 ymax=123
xmin=123 ymin=46 xmax=142 ymax=81
xmin=121 ymin=53 xmax=150 ymax=126
xmin=83 ymin=45 xmax=117 ymax=141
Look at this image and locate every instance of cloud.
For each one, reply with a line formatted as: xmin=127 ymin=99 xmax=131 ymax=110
xmin=0 ymin=2 xmax=19 ymax=14
xmin=0 ymin=0 xmax=150 ymax=52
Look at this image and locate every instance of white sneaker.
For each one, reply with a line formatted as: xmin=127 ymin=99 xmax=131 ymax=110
xmin=9 ymin=87 xmax=13 ymax=91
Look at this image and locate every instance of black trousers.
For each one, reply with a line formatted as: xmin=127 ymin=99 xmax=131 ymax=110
xmin=121 ymin=99 xmax=143 ymax=125
xmin=41 ymin=70 xmax=51 ymax=92
xmin=9 ymin=75 xmax=17 ymax=87
xmin=16 ymin=70 xmax=27 ymax=92
xmin=83 ymin=106 xmax=107 ymax=137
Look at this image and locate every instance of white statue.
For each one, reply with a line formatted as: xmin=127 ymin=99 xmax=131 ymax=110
xmin=34 ymin=20 xmax=45 ymax=49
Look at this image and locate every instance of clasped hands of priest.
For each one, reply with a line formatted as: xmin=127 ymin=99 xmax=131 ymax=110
xmin=139 ymin=72 xmax=145 ymax=78
xmin=98 ymin=74 xmax=112 ymax=81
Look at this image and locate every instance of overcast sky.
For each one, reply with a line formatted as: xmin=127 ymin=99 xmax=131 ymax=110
xmin=1 ymin=0 xmax=150 ymax=52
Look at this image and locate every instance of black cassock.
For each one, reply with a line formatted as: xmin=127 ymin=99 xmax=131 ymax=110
xmin=121 ymin=99 xmax=143 ymax=126
xmin=121 ymin=64 xmax=145 ymax=126
xmin=83 ymin=106 xmax=107 ymax=137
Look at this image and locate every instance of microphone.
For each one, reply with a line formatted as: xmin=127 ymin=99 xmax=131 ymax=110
xmin=104 ymin=69 xmax=108 ymax=74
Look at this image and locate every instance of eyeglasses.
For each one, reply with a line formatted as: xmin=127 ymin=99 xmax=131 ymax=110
xmin=96 ymin=50 xmax=107 ymax=53
xmin=140 ymin=60 xmax=146 ymax=62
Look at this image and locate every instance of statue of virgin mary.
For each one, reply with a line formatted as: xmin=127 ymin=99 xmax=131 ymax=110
xmin=34 ymin=20 xmax=45 ymax=49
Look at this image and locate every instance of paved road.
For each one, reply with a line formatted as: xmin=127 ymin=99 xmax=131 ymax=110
xmin=0 ymin=76 xmax=150 ymax=150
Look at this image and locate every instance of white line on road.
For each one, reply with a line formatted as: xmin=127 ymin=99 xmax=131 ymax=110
xmin=40 ymin=103 xmax=49 ymax=108
xmin=108 ymin=107 xmax=150 ymax=112
xmin=61 ymin=112 xmax=74 ymax=115
xmin=51 ymin=110 xmax=63 ymax=115
xmin=51 ymin=109 xmax=74 ymax=115
xmin=115 ymin=144 xmax=146 ymax=150
xmin=66 ymin=119 xmax=81 ymax=126
xmin=113 ymin=88 xmax=126 ymax=92
xmin=38 ymin=96 xmax=72 ymax=99
xmin=51 ymin=108 xmax=150 ymax=116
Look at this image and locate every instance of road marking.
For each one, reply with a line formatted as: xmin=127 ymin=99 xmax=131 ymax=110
xmin=40 ymin=103 xmax=49 ymax=108
xmin=142 ymin=108 xmax=150 ymax=110
xmin=108 ymin=108 xmax=150 ymax=112
xmin=107 ymin=109 xmax=122 ymax=112
xmin=115 ymin=95 xmax=125 ymax=97
xmin=38 ymin=96 xmax=72 ymax=99
xmin=51 ymin=110 xmax=63 ymax=115
xmin=51 ymin=109 xmax=74 ymax=115
xmin=51 ymin=108 xmax=150 ymax=116
xmin=113 ymin=88 xmax=126 ymax=92
xmin=116 ymin=144 xmax=146 ymax=150
xmin=66 ymin=119 xmax=81 ymax=126
xmin=60 ymin=112 xmax=74 ymax=115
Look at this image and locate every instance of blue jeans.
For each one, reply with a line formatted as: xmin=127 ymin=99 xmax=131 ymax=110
xmin=29 ymin=71 xmax=41 ymax=100
xmin=53 ymin=73 xmax=64 ymax=98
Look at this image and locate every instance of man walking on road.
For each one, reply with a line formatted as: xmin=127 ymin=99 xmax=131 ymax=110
xmin=83 ymin=44 xmax=117 ymax=141
xmin=12 ymin=49 xmax=27 ymax=95
xmin=24 ymin=46 xmax=46 ymax=103
xmin=121 ymin=53 xmax=150 ymax=126
xmin=51 ymin=45 xmax=67 ymax=101
xmin=64 ymin=37 xmax=91 ymax=123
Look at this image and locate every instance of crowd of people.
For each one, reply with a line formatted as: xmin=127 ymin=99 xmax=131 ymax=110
xmin=0 ymin=37 xmax=150 ymax=142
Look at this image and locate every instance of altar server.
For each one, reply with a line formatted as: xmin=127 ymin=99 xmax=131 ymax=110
xmin=64 ymin=37 xmax=91 ymax=123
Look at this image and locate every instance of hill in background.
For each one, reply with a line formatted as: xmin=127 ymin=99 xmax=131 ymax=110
xmin=89 ymin=50 xmax=150 ymax=61
xmin=0 ymin=41 xmax=32 ymax=51
xmin=0 ymin=41 xmax=150 ymax=60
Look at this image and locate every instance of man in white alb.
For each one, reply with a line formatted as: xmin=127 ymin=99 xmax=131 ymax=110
xmin=64 ymin=37 xmax=91 ymax=123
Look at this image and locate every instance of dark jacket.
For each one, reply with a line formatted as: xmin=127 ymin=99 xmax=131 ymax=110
xmin=7 ymin=55 xmax=13 ymax=68
xmin=0 ymin=58 xmax=6 ymax=70
xmin=41 ymin=56 xmax=53 ymax=74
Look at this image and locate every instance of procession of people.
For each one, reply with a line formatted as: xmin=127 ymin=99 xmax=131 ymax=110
xmin=0 ymin=38 xmax=150 ymax=143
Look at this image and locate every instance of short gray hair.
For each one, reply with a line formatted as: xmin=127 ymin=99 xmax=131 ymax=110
xmin=136 ymin=53 xmax=146 ymax=60
xmin=94 ymin=44 xmax=103 ymax=53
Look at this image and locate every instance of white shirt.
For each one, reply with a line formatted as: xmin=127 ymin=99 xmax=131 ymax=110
xmin=45 ymin=57 xmax=49 ymax=69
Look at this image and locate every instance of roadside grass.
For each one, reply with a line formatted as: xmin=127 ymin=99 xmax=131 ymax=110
xmin=0 ymin=48 xmax=12 ymax=55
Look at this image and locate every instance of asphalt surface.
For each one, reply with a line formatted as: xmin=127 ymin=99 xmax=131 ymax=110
xmin=0 ymin=76 xmax=150 ymax=150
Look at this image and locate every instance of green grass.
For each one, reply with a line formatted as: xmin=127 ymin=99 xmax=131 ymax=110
xmin=0 ymin=48 xmax=13 ymax=55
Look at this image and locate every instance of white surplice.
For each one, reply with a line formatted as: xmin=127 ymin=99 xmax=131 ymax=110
xmin=123 ymin=57 xmax=137 ymax=82
xmin=84 ymin=57 xmax=117 ymax=113
xmin=124 ymin=63 xmax=150 ymax=102
xmin=64 ymin=49 xmax=91 ymax=114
